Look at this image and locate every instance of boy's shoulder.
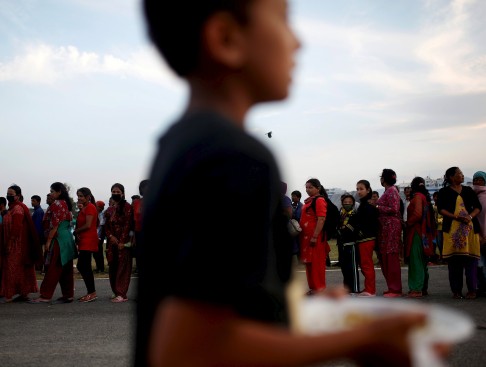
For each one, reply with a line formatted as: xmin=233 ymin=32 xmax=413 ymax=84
xmin=159 ymin=111 xmax=273 ymax=162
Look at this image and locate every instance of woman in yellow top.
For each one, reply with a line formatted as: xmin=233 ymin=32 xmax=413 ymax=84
xmin=437 ymin=167 xmax=482 ymax=299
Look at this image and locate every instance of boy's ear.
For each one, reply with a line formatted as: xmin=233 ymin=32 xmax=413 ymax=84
xmin=201 ymin=12 xmax=248 ymax=69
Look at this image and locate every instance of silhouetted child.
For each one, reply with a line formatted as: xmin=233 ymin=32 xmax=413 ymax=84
xmin=136 ymin=1 xmax=427 ymax=366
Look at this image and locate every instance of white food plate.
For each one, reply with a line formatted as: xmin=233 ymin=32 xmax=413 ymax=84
xmin=297 ymin=297 xmax=475 ymax=367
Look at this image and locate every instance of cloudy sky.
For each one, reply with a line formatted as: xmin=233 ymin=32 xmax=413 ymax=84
xmin=1 ymin=0 xmax=485 ymax=205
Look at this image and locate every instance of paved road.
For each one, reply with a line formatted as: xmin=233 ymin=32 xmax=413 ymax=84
xmin=0 ymin=266 xmax=485 ymax=367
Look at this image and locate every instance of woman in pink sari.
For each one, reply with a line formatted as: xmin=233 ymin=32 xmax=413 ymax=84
xmin=375 ymin=169 xmax=403 ymax=297
xmin=0 ymin=185 xmax=39 ymax=303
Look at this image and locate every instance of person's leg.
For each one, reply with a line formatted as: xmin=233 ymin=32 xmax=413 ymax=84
xmin=408 ymin=234 xmax=425 ymax=292
xmin=338 ymin=244 xmax=352 ymax=290
xmin=359 ymin=240 xmax=376 ymax=294
xmin=380 ymin=251 xmax=390 ymax=292
xmin=305 ymin=263 xmax=315 ymax=291
xmin=350 ymin=244 xmax=360 ymax=293
xmin=114 ymin=249 xmax=133 ymax=299
xmin=386 ymin=252 xmax=402 ymax=294
xmin=448 ymin=256 xmax=463 ymax=295
xmin=39 ymin=242 xmax=63 ymax=299
xmin=77 ymin=251 xmax=96 ymax=294
xmin=465 ymin=257 xmax=478 ymax=294
xmin=59 ymin=260 xmax=74 ymax=299
xmin=108 ymin=246 xmax=119 ymax=296
xmin=93 ymin=239 xmax=105 ymax=272
xmin=437 ymin=231 xmax=443 ymax=260
xmin=312 ymin=245 xmax=326 ymax=291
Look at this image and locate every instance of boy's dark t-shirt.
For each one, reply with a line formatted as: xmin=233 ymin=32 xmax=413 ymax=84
xmin=136 ymin=111 xmax=292 ymax=366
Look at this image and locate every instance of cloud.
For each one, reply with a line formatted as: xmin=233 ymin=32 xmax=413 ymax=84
xmin=416 ymin=0 xmax=486 ymax=94
xmin=294 ymin=0 xmax=486 ymax=96
xmin=0 ymin=43 xmax=180 ymax=87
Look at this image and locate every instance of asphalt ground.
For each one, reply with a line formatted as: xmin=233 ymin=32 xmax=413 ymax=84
xmin=0 ymin=265 xmax=485 ymax=367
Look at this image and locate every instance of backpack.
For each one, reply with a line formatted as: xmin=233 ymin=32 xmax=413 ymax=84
xmin=310 ymin=196 xmax=339 ymax=240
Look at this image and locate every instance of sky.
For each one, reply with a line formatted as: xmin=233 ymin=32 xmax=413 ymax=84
xmin=1 ymin=0 xmax=485 ymax=206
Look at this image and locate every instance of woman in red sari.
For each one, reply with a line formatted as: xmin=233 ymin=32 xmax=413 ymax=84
xmin=299 ymin=178 xmax=330 ymax=294
xmin=0 ymin=185 xmax=39 ymax=303
xmin=375 ymin=169 xmax=403 ymax=298
xmin=105 ymin=183 xmax=133 ymax=303
xmin=30 ymin=182 xmax=77 ymax=304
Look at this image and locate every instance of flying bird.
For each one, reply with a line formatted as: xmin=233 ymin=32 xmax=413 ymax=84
xmin=266 ymin=131 xmax=272 ymax=138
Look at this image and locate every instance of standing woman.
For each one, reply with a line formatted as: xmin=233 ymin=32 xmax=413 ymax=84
xmin=438 ymin=167 xmax=481 ymax=299
xmin=405 ymin=177 xmax=437 ymax=298
xmin=375 ymin=169 xmax=403 ymax=297
xmin=0 ymin=185 xmax=39 ymax=303
xmin=74 ymin=187 xmax=99 ymax=302
xmin=104 ymin=183 xmax=133 ymax=303
xmin=31 ymin=182 xmax=77 ymax=304
xmin=299 ymin=178 xmax=330 ymax=294
xmin=355 ymin=180 xmax=379 ymax=297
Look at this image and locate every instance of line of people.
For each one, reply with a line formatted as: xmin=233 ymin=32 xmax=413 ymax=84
xmin=288 ymin=167 xmax=485 ymax=300
xmin=0 ymin=180 xmax=148 ymax=304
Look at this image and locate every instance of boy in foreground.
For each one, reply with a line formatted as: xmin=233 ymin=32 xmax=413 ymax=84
xmin=135 ymin=1 xmax=429 ymax=366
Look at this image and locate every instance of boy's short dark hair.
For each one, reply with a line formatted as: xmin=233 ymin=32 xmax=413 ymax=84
xmin=144 ymin=0 xmax=253 ymax=77
xmin=291 ymin=190 xmax=302 ymax=199
xmin=31 ymin=195 xmax=41 ymax=203
xmin=0 ymin=197 xmax=6 ymax=206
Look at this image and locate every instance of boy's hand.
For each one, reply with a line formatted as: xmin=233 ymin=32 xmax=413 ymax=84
xmin=353 ymin=313 xmax=426 ymax=367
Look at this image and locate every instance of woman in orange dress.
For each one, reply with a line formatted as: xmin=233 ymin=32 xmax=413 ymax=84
xmin=299 ymin=178 xmax=330 ymax=294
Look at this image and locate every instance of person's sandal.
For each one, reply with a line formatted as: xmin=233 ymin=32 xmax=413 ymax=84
xmin=79 ymin=293 xmax=97 ymax=303
xmin=407 ymin=291 xmax=423 ymax=298
xmin=111 ymin=296 xmax=128 ymax=303
xmin=466 ymin=292 xmax=477 ymax=300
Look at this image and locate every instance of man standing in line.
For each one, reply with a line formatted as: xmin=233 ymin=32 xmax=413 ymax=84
xmin=403 ymin=186 xmax=411 ymax=222
xmin=31 ymin=195 xmax=45 ymax=244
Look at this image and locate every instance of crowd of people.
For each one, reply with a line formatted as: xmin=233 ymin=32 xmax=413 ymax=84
xmin=0 ymin=180 xmax=149 ymax=304
xmin=287 ymin=167 xmax=485 ymax=300
xmin=0 ymin=168 xmax=484 ymax=305
xmin=1 ymin=1 xmax=482 ymax=365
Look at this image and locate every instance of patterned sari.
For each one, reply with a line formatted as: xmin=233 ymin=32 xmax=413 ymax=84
xmin=443 ymin=196 xmax=480 ymax=259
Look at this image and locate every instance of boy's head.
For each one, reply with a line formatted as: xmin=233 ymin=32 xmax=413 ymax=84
xmin=144 ymin=1 xmax=252 ymax=77
xmin=144 ymin=0 xmax=300 ymax=102
xmin=31 ymin=195 xmax=41 ymax=208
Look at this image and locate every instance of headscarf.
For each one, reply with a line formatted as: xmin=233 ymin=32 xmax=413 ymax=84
xmin=473 ymin=171 xmax=486 ymax=182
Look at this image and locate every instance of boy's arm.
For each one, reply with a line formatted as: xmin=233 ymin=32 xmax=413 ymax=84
xmin=148 ymin=297 xmax=424 ymax=367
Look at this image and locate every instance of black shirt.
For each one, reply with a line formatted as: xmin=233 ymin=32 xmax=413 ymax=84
xmin=135 ymin=111 xmax=292 ymax=366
